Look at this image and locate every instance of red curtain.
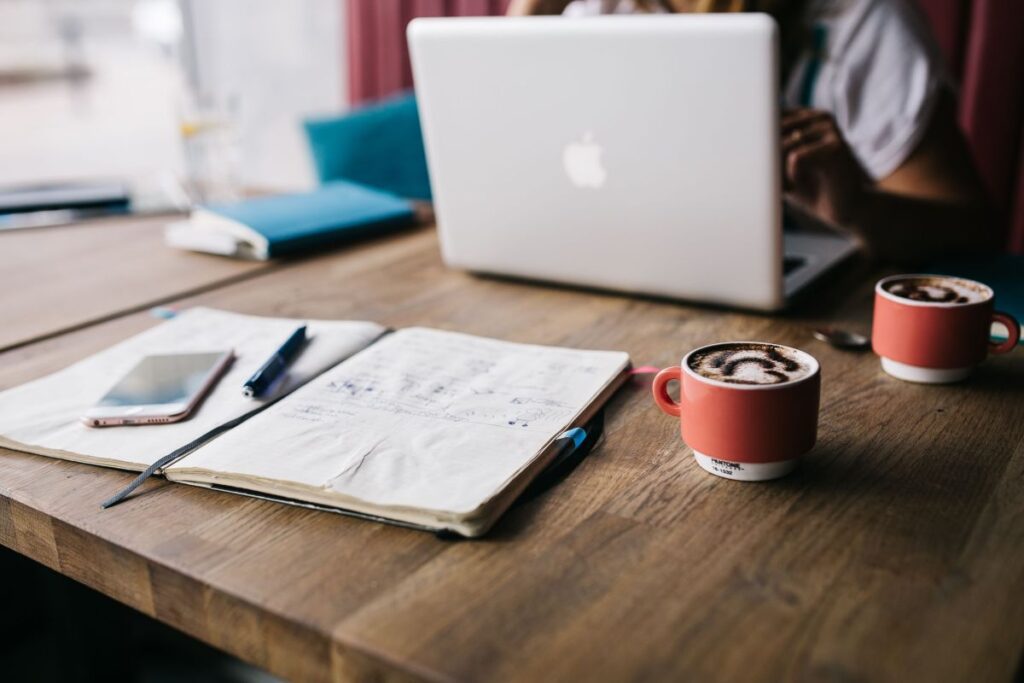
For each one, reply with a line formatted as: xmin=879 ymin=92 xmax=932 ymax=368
xmin=914 ymin=0 xmax=1024 ymax=252
xmin=347 ymin=0 xmax=510 ymax=105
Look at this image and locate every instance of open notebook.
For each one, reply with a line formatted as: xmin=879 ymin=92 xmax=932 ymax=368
xmin=0 ymin=309 xmax=630 ymax=536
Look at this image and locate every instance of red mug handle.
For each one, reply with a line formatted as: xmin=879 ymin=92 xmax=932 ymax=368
xmin=990 ymin=311 xmax=1021 ymax=354
xmin=652 ymin=367 xmax=683 ymax=417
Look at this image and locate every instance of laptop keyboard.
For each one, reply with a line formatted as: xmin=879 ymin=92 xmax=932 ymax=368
xmin=783 ymin=256 xmax=806 ymax=275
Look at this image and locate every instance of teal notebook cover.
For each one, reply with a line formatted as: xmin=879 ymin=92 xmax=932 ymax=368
xmin=203 ymin=181 xmax=414 ymax=259
xmin=304 ymin=93 xmax=432 ymax=201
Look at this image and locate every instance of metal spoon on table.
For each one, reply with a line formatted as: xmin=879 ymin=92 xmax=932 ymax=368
xmin=812 ymin=326 xmax=871 ymax=351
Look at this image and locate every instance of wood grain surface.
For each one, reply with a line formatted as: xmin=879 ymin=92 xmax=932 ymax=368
xmin=0 ymin=226 xmax=1021 ymax=683
xmin=0 ymin=215 xmax=271 ymax=352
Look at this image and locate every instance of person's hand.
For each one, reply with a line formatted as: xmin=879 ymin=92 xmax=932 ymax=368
xmin=782 ymin=108 xmax=870 ymax=228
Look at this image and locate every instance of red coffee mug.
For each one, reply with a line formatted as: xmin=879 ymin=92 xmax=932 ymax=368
xmin=872 ymin=274 xmax=1020 ymax=383
xmin=652 ymin=342 xmax=821 ymax=481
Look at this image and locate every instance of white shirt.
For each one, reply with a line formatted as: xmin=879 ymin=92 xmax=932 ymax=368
xmin=563 ymin=0 xmax=947 ymax=180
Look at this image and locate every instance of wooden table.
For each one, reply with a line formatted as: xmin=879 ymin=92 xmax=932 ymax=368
xmin=1 ymin=223 xmax=1022 ymax=683
xmin=0 ymin=215 xmax=271 ymax=352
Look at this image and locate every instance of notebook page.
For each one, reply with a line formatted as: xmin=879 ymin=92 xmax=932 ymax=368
xmin=0 ymin=309 xmax=385 ymax=470
xmin=168 ymin=327 xmax=629 ymax=517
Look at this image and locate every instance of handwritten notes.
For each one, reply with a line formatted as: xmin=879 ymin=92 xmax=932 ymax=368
xmin=0 ymin=313 xmax=629 ymax=535
xmin=0 ymin=309 xmax=385 ymax=470
xmin=168 ymin=328 xmax=629 ymax=521
xmin=292 ymin=331 xmax=597 ymax=430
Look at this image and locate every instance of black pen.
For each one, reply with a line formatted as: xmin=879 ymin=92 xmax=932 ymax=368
xmin=243 ymin=325 xmax=307 ymax=398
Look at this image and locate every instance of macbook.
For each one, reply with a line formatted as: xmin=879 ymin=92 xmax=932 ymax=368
xmin=408 ymin=14 xmax=856 ymax=311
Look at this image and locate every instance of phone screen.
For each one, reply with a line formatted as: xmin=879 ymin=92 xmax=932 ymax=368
xmin=97 ymin=352 xmax=229 ymax=408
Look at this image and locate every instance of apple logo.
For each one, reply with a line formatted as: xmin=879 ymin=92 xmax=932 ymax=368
xmin=562 ymin=131 xmax=607 ymax=188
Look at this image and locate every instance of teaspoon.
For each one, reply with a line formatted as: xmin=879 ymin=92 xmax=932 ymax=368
xmin=812 ymin=326 xmax=871 ymax=351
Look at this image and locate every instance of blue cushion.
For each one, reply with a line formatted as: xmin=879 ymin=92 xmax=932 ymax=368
xmin=304 ymin=92 xmax=432 ymax=201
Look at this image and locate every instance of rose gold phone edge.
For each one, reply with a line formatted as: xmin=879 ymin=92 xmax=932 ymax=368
xmin=81 ymin=350 xmax=235 ymax=428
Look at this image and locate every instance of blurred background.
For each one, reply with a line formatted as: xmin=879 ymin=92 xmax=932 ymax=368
xmin=0 ymin=0 xmax=345 ymax=198
xmin=0 ymin=0 xmax=1020 ymax=248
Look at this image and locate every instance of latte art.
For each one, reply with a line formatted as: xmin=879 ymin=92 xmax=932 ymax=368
xmin=688 ymin=343 xmax=813 ymax=385
xmin=883 ymin=276 xmax=987 ymax=304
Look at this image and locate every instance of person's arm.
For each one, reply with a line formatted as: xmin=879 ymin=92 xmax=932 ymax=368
xmin=782 ymin=91 xmax=997 ymax=264
xmin=506 ymin=0 xmax=574 ymax=15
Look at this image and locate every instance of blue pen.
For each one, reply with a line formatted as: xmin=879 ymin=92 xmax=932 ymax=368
xmin=545 ymin=428 xmax=588 ymax=474
xmin=243 ymin=325 xmax=307 ymax=398
xmin=520 ymin=427 xmax=589 ymax=500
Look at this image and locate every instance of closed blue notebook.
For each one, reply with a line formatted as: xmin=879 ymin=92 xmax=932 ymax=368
xmin=167 ymin=181 xmax=415 ymax=260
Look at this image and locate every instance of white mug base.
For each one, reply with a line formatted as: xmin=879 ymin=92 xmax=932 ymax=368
xmin=693 ymin=452 xmax=798 ymax=482
xmin=880 ymin=357 xmax=973 ymax=384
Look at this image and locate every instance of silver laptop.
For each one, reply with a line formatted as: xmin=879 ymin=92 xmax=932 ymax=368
xmin=408 ymin=14 xmax=856 ymax=311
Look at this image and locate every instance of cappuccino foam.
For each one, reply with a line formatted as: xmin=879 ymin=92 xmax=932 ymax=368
xmin=688 ymin=343 xmax=813 ymax=386
xmin=883 ymin=276 xmax=987 ymax=304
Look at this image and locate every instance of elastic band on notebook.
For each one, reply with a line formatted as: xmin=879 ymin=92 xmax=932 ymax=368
xmin=100 ymin=398 xmax=280 ymax=509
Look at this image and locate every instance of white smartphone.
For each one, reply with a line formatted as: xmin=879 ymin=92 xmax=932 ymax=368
xmin=81 ymin=350 xmax=234 ymax=427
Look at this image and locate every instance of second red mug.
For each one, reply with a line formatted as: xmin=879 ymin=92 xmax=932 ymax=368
xmin=873 ymin=274 xmax=1020 ymax=383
